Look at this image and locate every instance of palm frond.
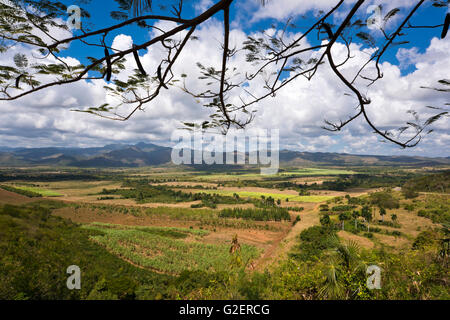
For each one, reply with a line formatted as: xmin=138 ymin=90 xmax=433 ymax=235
xmin=319 ymin=264 xmax=345 ymax=299
xmin=335 ymin=240 xmax=361 ymax=270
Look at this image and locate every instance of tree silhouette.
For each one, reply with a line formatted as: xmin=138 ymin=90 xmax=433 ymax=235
xmin=338 ymin=211 xmax=351 ymax=230
xmin=361 ymin=205 xmax=372 ymax=232
xmin=0 ymin=0 xmax=448 ymax=147
xmin=352 ymin=210 xmax=360 ymax=229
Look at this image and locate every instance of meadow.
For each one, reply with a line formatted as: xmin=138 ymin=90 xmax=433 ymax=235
xmin=12 ymin=186 xmax=63 ymax=197
xmin=279 ymin=168 xmax=356 ymax=176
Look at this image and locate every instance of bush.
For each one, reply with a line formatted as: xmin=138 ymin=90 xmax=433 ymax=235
xmin=286 ymin=207 xmax=304 ymax=212
xmin=412 ymin=231 xmax=436 ymax=250
xmin=369 ymin=191 xmax=400 ymax=209
xmin=290 ymin=226 xmax=337 ymax=261
xmin=292 ymin=215 xmax=301 ymax=226
xmin=331 ymin=205 xmax=355 ymax=212
xmin=402 ymin=188 xmax=419 ymax=199
xmin=319 ymin=214 xmax=331 ymax=226
xmin=219 ymin=207 xmax=290 ymax=221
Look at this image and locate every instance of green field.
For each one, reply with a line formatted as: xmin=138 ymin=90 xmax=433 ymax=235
xmin=188 ymin=189 xmax=334 ymax=202
xmin=193 ymin=173 xmax=265 ymax=181
xmin=279 ymin=168 xmax=355 ymax=176
xmin=83 ymin=223 xmax=261 ymax=274
xmin=192 ymin=168 xmax=355 ymax=181
xmin=12 ymin=186 xmax=63 ymax=197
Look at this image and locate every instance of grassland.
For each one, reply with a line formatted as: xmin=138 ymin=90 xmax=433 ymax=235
xmin=11 ymin=185 xmax=62 ymax=197
xmin=279 ymin=168 xmax=355 ymax=176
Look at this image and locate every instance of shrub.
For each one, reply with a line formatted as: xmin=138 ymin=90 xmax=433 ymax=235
xmin=412 ymin=231 xmax=436 ymax=250
xmin=292 ymin=215 xmax=301 ymax=226
xmin=219 ymin=207 xmax=290 ymax=221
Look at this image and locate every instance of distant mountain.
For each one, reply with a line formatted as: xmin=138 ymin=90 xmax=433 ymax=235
xmin=0 ymin=142 xmax=172 ymax=167
xmin=278 ymin=150 xmax=450 ymax=166
xmin=0 ymin=142 xmax=448 ymax=168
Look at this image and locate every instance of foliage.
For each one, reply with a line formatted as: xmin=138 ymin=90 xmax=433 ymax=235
xmin=320 ymin=173 xmax=414 ymax=191
xmin=415 ymin=195 xmax=450 ymax=224
xmin=219 ymin=207 xmax=291 ymax=222
xmin=403 ymin=171 xmax=449 ymax=194
xmin=412 ymin=231 xmax=438 ymax=250
xmin=320 ymin=214 xmax=331 ymax=226
xmin=101 ymin=183 xmax=250 ymax=206
xmin=0 ymin=202 xmax=171 ymax=300
xmin=188 ymin=189 xmax=335 ymax=203
xmin=286 ymin=206 xmax=304 ymax=212
xmin=289 ymin=226 xmax=337 ymax=262
xmin=369 ymin=190 xmax=400 ymax=209
xmin=292 ymin=215 xmax=301 ymax=226
xmin=332 ymin=205 xmax=356 ymax=212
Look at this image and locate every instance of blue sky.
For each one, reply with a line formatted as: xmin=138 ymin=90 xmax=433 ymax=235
xmin=0 ymin=0 xmax=449 ymax=156
xmin=64 ymin=0 xmax=445 ymax=73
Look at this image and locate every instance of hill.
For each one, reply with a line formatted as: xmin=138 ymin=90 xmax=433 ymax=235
xmin=0 ymin=143 xmax=448 ymax=168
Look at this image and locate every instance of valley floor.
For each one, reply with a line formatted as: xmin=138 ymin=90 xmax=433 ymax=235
xmin=0 ymin=166 xmax=448 ymax=299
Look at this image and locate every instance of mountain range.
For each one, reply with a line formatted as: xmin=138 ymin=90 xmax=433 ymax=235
xmin=0 ymin=142 xmax=449 ymax=167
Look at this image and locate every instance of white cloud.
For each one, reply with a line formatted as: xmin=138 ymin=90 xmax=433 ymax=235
xmin=0 ymin=11 xmax=448 ymax=157
xmin=250 ymin=0 xmax=418 ymax=22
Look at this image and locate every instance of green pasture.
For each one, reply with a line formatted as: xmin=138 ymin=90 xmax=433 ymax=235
xmin=279 ymin=168 xmax=355 ymax=176
xmin=191 ymin=168 xmax=355 ymax=181
xmin=12 ymin=186 xmax=63 ymax=197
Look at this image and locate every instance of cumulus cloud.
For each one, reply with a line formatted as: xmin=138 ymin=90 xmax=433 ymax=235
xmin=0 ymin=5 xmax=448 ymax=157
xmin=249 ymin=0 xmax=418 ymax=22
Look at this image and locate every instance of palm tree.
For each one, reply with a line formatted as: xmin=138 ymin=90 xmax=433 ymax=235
xmin=339 ymin=212 xmax=351 ymax=231
xmin=379 ymin=207 xmax=386 ymax=222
xmin=352 ymin=210 xmax=359 ymax=230
xmin=361 ymin=206 xmax=372 ymax=232
xmin=319 ymin=239 xmax=367 ymax=299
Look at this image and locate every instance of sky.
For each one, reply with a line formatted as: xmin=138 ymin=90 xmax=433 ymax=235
xmin=0 ymin=0 xmax=449 ymax=157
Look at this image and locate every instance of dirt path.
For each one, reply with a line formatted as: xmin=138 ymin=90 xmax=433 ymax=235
xmin=253 ymin=204 xmax=320 ymax=271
